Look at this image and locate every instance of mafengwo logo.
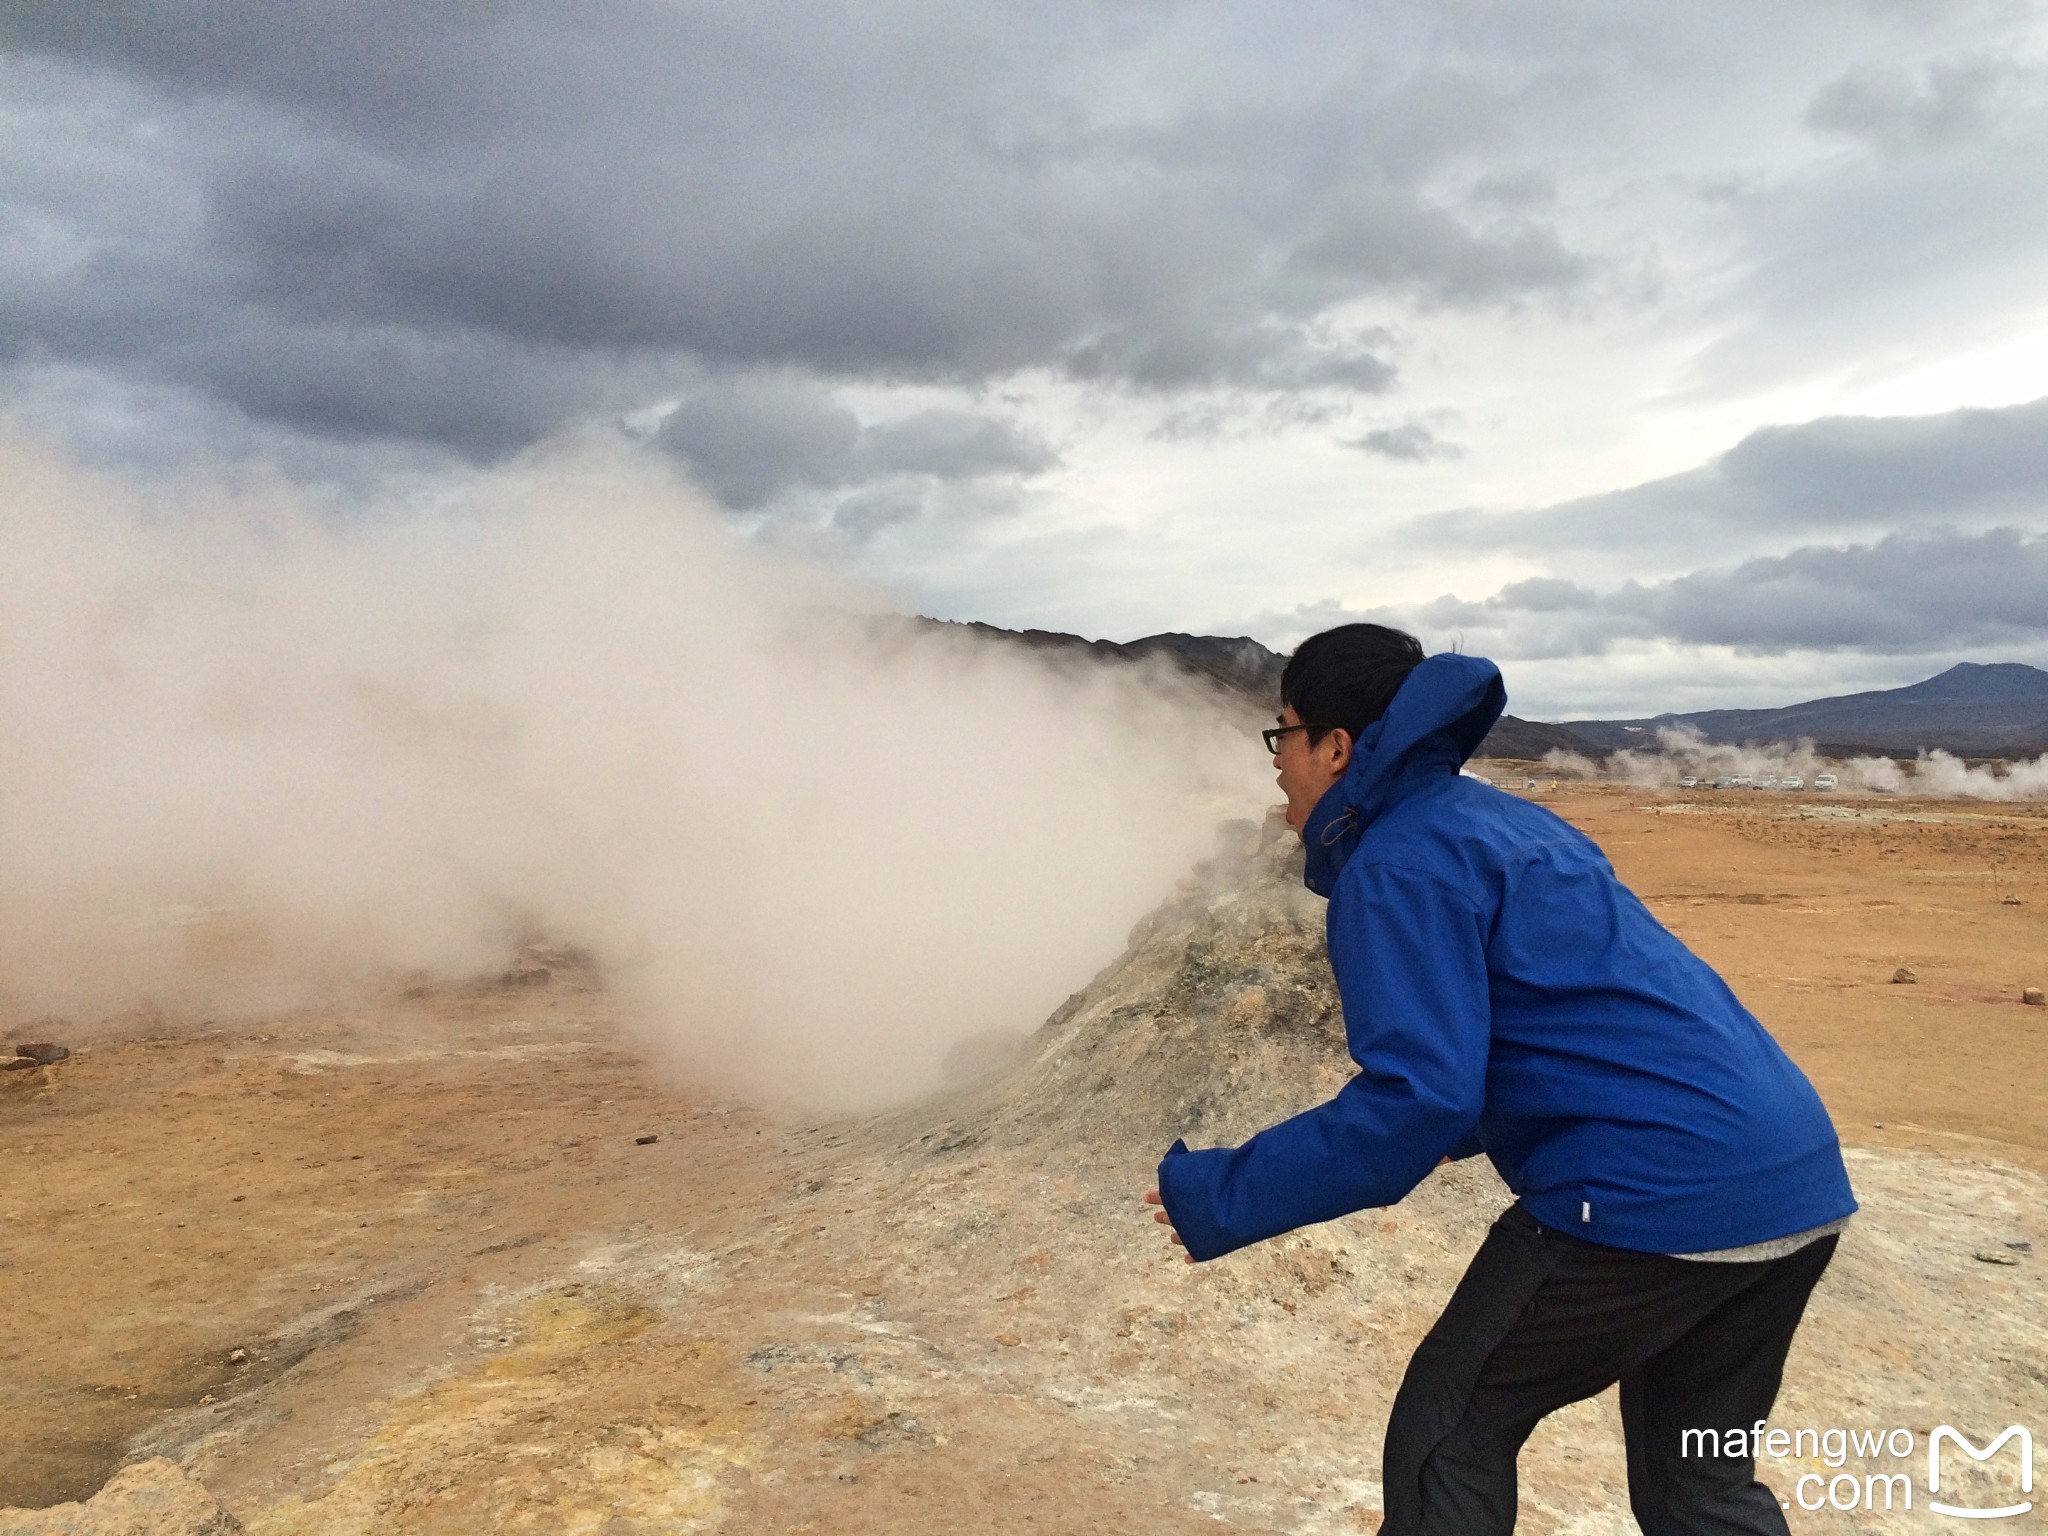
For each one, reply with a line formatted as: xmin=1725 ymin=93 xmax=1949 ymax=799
xmin=1928 ymin=1425 xmax=2032 ymax=1521
xmin=1684 ymin=1421 xmax=2033 ymax=1517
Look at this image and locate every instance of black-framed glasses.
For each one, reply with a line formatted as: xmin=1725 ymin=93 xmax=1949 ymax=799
xmin=1262 ymin=723 xmax=1335 ymax=753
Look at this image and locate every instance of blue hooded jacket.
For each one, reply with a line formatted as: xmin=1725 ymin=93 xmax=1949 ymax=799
xmin=1157 ymin=653 xmax=1856 ymax=1261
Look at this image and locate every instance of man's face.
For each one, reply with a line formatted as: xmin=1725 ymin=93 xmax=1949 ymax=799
xmin=1272 ymin=704 xmax=1352 ymax=833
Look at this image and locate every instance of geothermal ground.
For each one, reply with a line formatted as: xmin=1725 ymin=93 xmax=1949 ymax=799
xmin=5 ymin=784 xmax=2047 ymax=1534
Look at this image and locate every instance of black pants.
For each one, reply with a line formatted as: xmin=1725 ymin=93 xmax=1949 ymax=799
xmin=1381 ymin=1202 xmax=1836 ymax=1536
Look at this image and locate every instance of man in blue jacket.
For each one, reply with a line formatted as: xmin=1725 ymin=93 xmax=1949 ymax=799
xmin=1148 ymin=624 xmax=1855 ymax=1536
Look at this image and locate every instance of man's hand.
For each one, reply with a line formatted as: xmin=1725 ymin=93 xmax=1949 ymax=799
xmin=1144 ymin=1190 xmax=1195 ymax=1264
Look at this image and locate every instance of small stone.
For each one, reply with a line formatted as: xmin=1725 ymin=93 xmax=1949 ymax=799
xmin=2006 ymin=1240 xmax=2033 ymax=1253
xmin=1891 ymin=967 xmax=1917 ymax=984
xmin=2023 ymin=987 xmax=2045 ymax=1007
xmin=228 ymin=1347 xmax=248 ymax=1363
xmin=14 ymin=1042 xmax=70 ymax=1064
xmin=1973 ymin=1249 xmax=2019 ymax=1265
xmin=995 ymin=1333 xmax=1021 ymax=1347
xmin=2001 ymin=894 xmax=2022 ymax=905
xmin=635 ymin=1134 xmax=659 ymax=1146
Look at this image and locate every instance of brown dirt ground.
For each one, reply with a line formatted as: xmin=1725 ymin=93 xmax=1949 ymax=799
xmin=3 ymin=784 xmax=2046 ymax=1531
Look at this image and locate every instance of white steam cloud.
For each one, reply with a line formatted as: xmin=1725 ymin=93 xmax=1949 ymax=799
xmin=0 ymin=437 xmax=1268 ymax=1108
xmin=1543 ymin=726 xmax=2048 ymax=799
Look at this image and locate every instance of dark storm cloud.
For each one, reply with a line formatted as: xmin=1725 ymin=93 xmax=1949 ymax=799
xmin=654 ymin=376 xmax=1054 ymax=510
xmin=1406 ymin=394 xmax=2048 ymax=553
xmin=0 ymin=0 xmax=1592 ymax=459
xmin=1393 ymin=528 xmax=2048 ymax=658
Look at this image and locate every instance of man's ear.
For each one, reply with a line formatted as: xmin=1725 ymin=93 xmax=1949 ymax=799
xmin=1326 ymin=727 xmax=1353 ymax=771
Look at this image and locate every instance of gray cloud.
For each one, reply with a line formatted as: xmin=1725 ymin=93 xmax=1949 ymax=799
xmin=0 ymin=1 xmax=1600 ymax=461
xmin=1406 ymin=394 xmax=2048 ymax=554
xmin=1064 ymin=322 xmax=1397 ymax=396
xmin=1466 ymin=170 xmax=1558 ymax=209
xmin=1636 ymin=526 xmax=2048 ymax=652
xmin=655 ymin=375 xmax=1054 ymax=517
xmin=1286 ymin=196 xmax=1585 ymax=307
xmin=829 ymin=485 xmax=928 ymax=540
xmin=1388 ymin=527 xmax=2048 ymax=658
xmin=9 ymin=0 xmax=2048 ymax=707
xmin=858 ymin=410 xmax=1057 ymax=482
xmin=1804 ymin=57 xmax=2016 ymax=157
xmin=655 ymin=379 xmax=862 ymax=510
xmin=1347 ymin=421 xmax=1464 ymax=462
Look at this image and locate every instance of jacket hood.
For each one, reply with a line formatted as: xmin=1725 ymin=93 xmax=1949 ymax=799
xmin=1301 ymin=652 xmax=1506 ymax=896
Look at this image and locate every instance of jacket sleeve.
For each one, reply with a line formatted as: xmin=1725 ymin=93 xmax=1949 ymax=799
xmin=1157 ymin=861 xmax=1491 ymax=1261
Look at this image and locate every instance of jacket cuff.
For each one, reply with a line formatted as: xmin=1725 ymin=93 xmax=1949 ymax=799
xmin=1156 ymin=1139 xmax=1246 ymax=1262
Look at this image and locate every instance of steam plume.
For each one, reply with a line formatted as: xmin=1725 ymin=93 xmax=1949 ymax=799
xmin=0 ymin=437 xmax=1267 ymax=1108
xmin=1543 ymin=726 xmax=2048 ymax=800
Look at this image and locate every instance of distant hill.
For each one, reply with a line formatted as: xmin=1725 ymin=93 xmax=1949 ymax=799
xmin=1560 ymin=663 xmax=2048 ymax=757
xmin=920 ymin=620 xmax=1283 ymax=715
xmin=1472 ymin=715 xmax=1600 ymax=760
xmin=935 ymin=620 xmax=1593 ymax=758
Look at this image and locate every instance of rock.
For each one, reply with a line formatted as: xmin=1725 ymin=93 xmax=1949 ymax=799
xmin=0 ymin=1458 xmax=243 ymax=1534
xmin=14 ymin=1043 xmax=70 ymax=1065
xmin=1974 ymin=1250 xmax=2020 ymax=1266
xmin=1 ymin=1057 xmax=37 ymax=1072
xmin=634 ymin=1134 xmax=659 ymax=1146
xmin=2001 ymin=894 xmax=2023 ymax=905
xmin=2024 ymin=987 xmax=2045 ymax=1007
xmin=501 ymin=964 xmax=552 ymax=988
xmin=1891 ymin=967 xmax=1917 ymax=984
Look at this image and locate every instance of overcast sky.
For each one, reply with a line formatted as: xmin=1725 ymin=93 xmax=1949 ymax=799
xmin=6 ymin=0 xmax=2048 ymax=715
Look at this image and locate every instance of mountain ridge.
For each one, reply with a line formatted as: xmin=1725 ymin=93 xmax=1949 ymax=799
xmin=1561 ymin=662 xmax=2048 ymax=756
xmin=934 ymin=619 xmax=1586 ymax=759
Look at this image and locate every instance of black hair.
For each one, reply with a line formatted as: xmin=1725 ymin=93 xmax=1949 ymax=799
xmin=1279 ymin=623 xmax=1426 ymax=746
